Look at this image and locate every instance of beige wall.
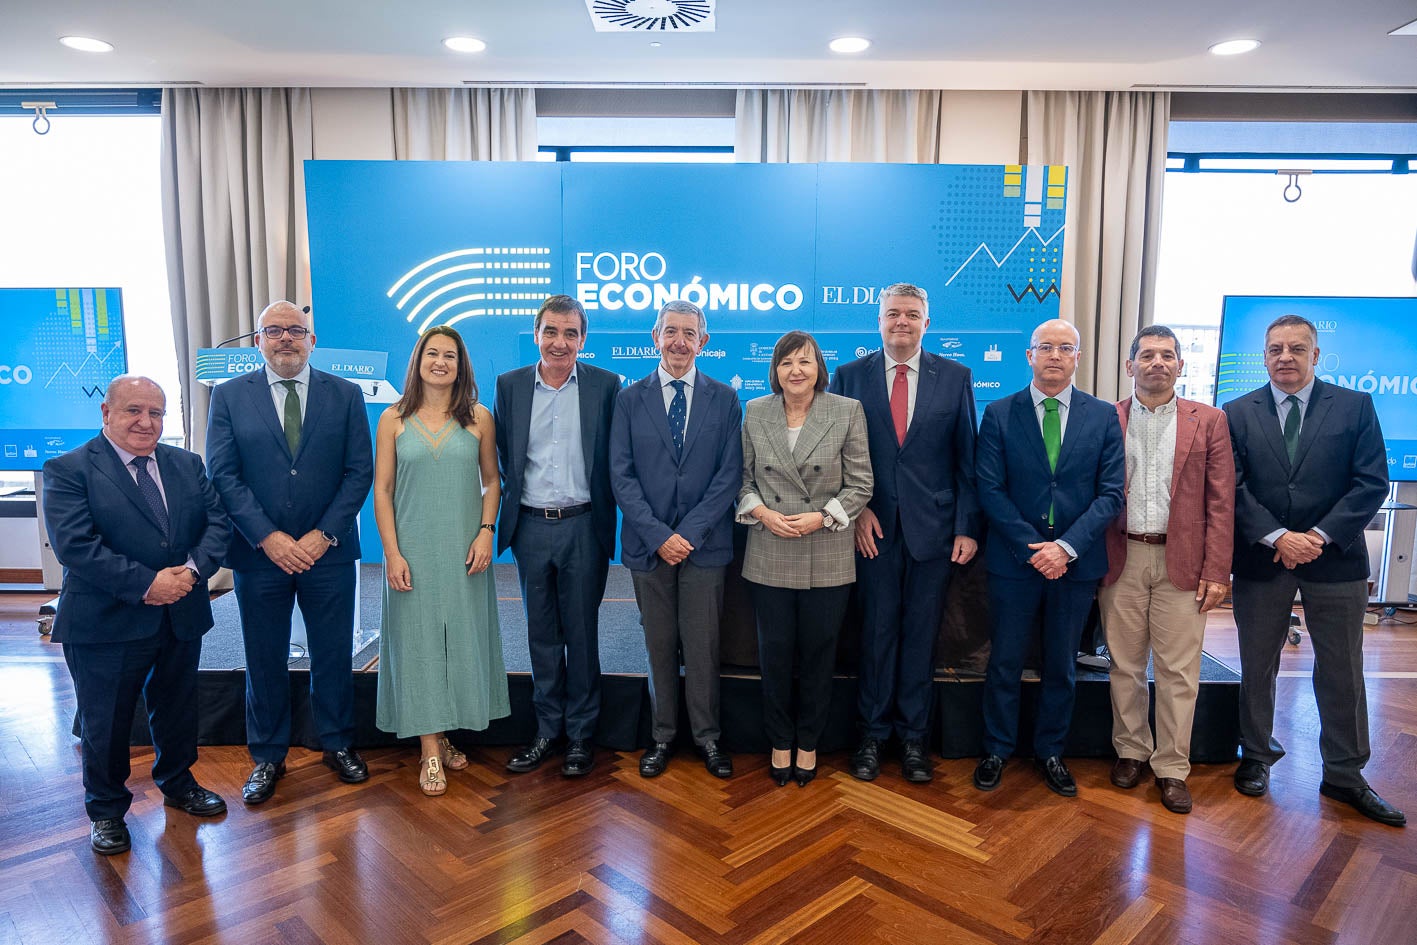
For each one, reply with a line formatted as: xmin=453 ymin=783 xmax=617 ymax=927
xmin=310 ymin=88 xmax=394 ymax=160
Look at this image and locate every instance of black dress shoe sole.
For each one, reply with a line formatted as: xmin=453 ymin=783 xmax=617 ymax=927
xmin=639 ymin=761 xmax=668 ymax=778
xmin=848 ymin=765 xmax=879 ymax=782
xmin=562 ymin=762 xmax=593 ymax=777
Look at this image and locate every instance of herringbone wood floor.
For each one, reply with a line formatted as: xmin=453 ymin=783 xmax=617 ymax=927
xmin=1 ymin=594 xmax=1413 ymax=945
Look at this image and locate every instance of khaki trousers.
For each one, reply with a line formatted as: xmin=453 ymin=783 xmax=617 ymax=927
xmin=1097 ymin=540 xmax=1206 ymax=780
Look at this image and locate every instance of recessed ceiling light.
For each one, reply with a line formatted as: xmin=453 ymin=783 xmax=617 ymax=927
xmin=58 ymin=36 xmax=114 ymax=53
xmin=443 ymin=36 xmax=487 ymax=53
xmin=649 ymin=41 xmax=662 ymax=48
xmin=1209 ymin=38 xmax=1261 ymax=56
xmin=829 ymin=37 xmax=871 ymax=54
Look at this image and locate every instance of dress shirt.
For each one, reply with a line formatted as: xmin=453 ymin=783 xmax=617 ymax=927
xmin=1262 ymin=378 xmax=1330 ymax=546
xmin=1029 ymin=382 xmax=1077 ymax=559
xmin=265 ymin=363 xmax=310 ymax=422
xmin=883 ymin=349 xmax=922 ymax=429
xmin=522 ymin=362 xmax=591 ymax=509
xmin=103 ymin=432 xmax=196 ymax=570
xmin=1124 ymin=395 xmax=1176 ymax=534
xmin=658 ymin=363 xmax=697 ymax=428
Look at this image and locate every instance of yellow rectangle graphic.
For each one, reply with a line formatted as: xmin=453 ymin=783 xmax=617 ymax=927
xmin=1048 ymin=165 xmax=1066 ymax=185
xmin=1047 ymin=186 xmax=1065 ymax=198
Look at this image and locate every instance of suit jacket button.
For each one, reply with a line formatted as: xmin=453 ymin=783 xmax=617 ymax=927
xmin=765 ymin=465 xmax=773 ymax=472
xmin=290 ymin=469 xmax=298 ymax=476
xmin=803 ymin=496 xmax=811 ymax=503
xmin=814 ymin=465 xmax=821 ymax=471
xmin=160 ymin=541 xmax=169 ymax=548
xmin=774 ymin=496 xmax=781 ymax=503
xmin=1288 ymin=483 xmax=1296 ymax=491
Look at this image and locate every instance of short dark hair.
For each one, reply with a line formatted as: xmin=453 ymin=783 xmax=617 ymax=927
xmin=1129 ymin=325 xmax=1180 ymax=361
xmin=768 ymin=330 xmax=829 ymax=395
xmin=535 ymin=294 xmax=587 ymax=335
xmin=1265 ymin=313 xmax=1318 ymax=347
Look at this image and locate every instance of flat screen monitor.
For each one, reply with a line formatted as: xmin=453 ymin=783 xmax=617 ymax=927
xmin=0 ymin=287 xmax=128 ymax=471
xmin=1216 ymin=294 xmax=1417 ymax=483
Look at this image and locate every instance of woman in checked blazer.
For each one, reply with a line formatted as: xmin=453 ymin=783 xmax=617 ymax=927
xmin=737 ymin=330 xmax=873 ymax=787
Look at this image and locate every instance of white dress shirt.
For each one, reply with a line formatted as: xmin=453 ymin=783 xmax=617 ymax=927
xmin=658 ymin=363 xmax=697 ymax=428
xmin=265 ymin=363 xmax=311 ymax=421
xmin=1125 ymin=395 xmax=1177 ymax=534
xmin=883 ymin=349 xmax=922 ymax=429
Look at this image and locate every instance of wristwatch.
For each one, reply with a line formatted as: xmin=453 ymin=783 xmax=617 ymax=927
xmin=820 ymin=511 xmax=832 ymax=530
xmin=321 ymin=530 xmax=339 ymax=547
xmin=187 ymin=567 xmax=200 ymax=583
xmin=479 ymin=523 xmax=495 ymax=533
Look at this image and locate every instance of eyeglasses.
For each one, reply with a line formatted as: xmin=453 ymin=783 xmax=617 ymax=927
xmin=258 ymin=325 xmax=310 ymax=340
xmin=1031 ymin=343 xmax=1078 ymax=356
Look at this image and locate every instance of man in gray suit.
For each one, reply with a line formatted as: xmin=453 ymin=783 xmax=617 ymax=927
xmin=1226 ymin=313 xmax=1402 ymax=827
xmin=611 ymin=300 xmax=743 ymax=778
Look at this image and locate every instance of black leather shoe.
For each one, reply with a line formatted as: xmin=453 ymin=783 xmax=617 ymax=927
xmin=562 ymin=739 xmax=594 ymax=777
xmin=90 ymin=818 xmax=131 ymax=855
xmin=242 ymin=761 xmax=285 ymax=804
xmin=900 ymin=740 xmax=933 ymax=784
xmin=973 ymin=754 xmax=1005 ymax=791
xmin=1234 ymin=759 xmax=1269 ymax=797
xmin=163 ymin=785 xmax=227 ymax=817
xmin=699 ymin=740 xmax=733 ymax=779
xmin=1319 ymin=781 xmax=1407 ymax=827
xmin=1036 ymin=756 xmax=1078 ymax=797
xmin=640 ymin=742 xmax=673 ymax=778
xmin=769 ymin=764 xmax=791 ymax=787
xmin=323 ymin=748 xmax=369 ymax=784
xmin=506 ymin=737 xmax=559 ymax=773
xmin=848 ymin=737 xmax=881 ymax=781
xmin=792 ymin=765 xmax=817 ymax=788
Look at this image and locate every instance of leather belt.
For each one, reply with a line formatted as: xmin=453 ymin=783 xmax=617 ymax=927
xmin=1126 ymin=532 xmax=1167 ymax=545
xmin=521 ymin=503 xmax=593 ymax=520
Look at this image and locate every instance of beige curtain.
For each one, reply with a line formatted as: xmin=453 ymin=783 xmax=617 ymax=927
xmin=392 ymin=88 xmax=538 ymax=161
xmin=1026 ymin=91 xmax=1171 ymax=400
xmin=734 ymin=89 xmax=944 ymax=163
xmin=160 ymin=88 xmax=313 ymax=450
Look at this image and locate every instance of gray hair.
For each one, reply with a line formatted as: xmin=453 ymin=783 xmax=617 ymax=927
xmin=1265 ymin=313 xmax=1318 ymax=347
xmin=1129 ymin=325 xmax=1180 ymax=360
xmin=653 ymin=299 xmax=707 ymax=335
xmin=879 ymin=283 xmax=929 ymax=317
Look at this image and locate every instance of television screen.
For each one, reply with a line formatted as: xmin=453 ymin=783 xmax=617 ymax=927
xmin=0 ymin=288 xmax=128 ymax=471
xmin=1217 ymin=295 xmax=1417 ymax=483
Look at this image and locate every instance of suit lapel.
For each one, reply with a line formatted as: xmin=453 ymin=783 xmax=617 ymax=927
xmin=153 ymin=447 xmax=182 ymax=538
xmin=1252 ymin=389 xmax=1291 ymax=473
xmin=248 ymin=371 xmax=292 ymax=460
xmin=860 ymin=353 xmax=896 ymax=452
xmin=678 ymin=375 xmax=708 ymax=466
xmin=1012 ymin=393 xmax=1051 ymax=471
xmin=1291 ymin=380 xmax=1333 ymax=473
xmin=764 ymin=397 xmax=809 ymax=494
xmin=793 ymin=396 xmax=831 ymax=463
xmin=91 ymin=438 xmax=165 ymax=534
xmin=1170 ymin=399 xmax=1200 ymax=498
xmin=902 ymin=356 xmax=939 ymax=451
xmin=1056 ymin=392 xmax=1086 ymax=471
xmin=577 ymin=365 xmax=599 ymax=479
xmin=296 ymin=371 xmax=329 ymax=462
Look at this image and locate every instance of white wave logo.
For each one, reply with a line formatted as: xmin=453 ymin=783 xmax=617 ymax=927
xmin=387 ymin=247 xmax=553 ymax=334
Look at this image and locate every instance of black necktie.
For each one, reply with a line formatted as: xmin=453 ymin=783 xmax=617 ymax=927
xmin=130 ymin=456 xmax=170 ymax=534
xmin=668 ymin=379 xmax=687 ymax=458
xmin=1283 ymin=394 xmax=1301 ymax=463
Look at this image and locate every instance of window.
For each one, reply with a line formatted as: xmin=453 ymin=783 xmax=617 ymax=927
xmin=1154 ymin=120 xmax=1417 ymax=403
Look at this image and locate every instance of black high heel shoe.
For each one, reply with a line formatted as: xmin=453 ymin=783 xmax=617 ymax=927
xmin=792 ymin=765 xmax=817 ymax=787
xmin=769 ymin=764 xmax=791 ymax=787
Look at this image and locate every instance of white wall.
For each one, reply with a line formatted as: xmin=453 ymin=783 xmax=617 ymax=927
xmin=311 ymin=88 xmax=395 ymax=160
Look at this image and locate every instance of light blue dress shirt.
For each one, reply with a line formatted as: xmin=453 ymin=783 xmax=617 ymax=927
xmin=521 ymin=363 xmax=591 ymax=508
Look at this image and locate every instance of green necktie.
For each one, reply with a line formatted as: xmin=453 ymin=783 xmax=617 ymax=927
xmin=1282 ymin=394 xmax=1301 ymax=463
xmin=280 ymin=380 xmax=302 ymax=455
xmin=1043 ymin=397 xmax=1061 ymax=526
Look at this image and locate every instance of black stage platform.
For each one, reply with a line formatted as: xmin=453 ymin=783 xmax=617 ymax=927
xmin=129 ymin=564 xmax=1242 ymax=763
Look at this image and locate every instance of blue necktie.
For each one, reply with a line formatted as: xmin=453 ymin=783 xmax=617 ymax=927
xmin=130 ymin=456 xmax=170 ymax=534
xmin=668 ymin=379 xmax=687 ymax=458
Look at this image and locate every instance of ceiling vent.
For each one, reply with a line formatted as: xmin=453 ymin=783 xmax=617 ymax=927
xmin=584 ymin=0 xmax=716 ymax=33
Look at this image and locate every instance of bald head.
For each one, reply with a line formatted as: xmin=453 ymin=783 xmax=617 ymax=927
xmin=1027 ymin=319 xmax=1082 ymax=396
xmin=256 ymin=300 xmax=315 ymax=379
xmin=101 ymin=375 xmax=166 ymax=456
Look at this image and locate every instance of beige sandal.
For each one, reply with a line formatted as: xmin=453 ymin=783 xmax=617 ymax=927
xmin=438 ymin=735 xmax=469 ymax=770
xmin=419 ymin=756 xmax=447 ymax=796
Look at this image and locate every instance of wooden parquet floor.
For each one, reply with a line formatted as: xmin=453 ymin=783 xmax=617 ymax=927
xmin=1 ymin=595 xmax=1414 ymax=945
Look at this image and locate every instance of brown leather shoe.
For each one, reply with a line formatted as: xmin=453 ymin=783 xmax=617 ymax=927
xmin=1110 ymin=757 xmax=1143 ymax=789
xmin=1156 ymin=777 xmax=1193 ymax=814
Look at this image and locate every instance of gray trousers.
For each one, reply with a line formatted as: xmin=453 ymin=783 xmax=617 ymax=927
xmin=631 ymin=560 xmax=726 ymax=745
xmin=1231 ymin=572 xmax=1371 ymax=789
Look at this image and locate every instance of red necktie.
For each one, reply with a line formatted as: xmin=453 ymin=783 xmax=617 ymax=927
xmin=890 ymin=363 xmax=909 ymax=446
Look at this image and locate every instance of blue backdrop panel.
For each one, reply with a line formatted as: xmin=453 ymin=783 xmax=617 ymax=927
xmin=1217 ymin=295 xmax=1417 ymax=483
xmin=304 ymin=161 xmax=1069 ymax=559
xmin=0 ymin=287 xmax=127 ymax=470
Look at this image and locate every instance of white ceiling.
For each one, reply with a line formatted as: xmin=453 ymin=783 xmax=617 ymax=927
xmin=3 ymin=0 xmax=1416 ymax=92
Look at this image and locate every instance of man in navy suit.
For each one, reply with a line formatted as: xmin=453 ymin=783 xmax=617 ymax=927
xmin=495 ymin=295 xmax=619 ymax=777
xmin=829 ymin=283 xmax=979 ymax=783
xmin=1226 ymin=313 xmax=1403 ymax=827
xmin=207 ymin=300 xmax=374 ymax=804
xmin=611 ymin=300 xmax=743 ymax=779
xmin=43 ymin=376 xmax=231 ymax=855
xmin=973 ymin=319 xmax=1124 ymax=797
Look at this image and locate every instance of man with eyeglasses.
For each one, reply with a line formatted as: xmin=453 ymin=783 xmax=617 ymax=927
xmin=972 ymin=319 xmax=1124 ymax=797
xmin=207 ymin=300 xmax=374 ymax=804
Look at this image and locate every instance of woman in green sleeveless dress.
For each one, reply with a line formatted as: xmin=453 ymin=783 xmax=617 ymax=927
xmin=373 ymin=326 xmax=509 ymax=795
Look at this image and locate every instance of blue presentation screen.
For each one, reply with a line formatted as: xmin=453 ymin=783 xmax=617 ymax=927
xmin=0 ymin=288 xmax=127 ymax=471
xmin=1217 ymin=295 xmax=1417 ymax=483
xmin=305 ymin=161 xmax=1068 ymax=415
